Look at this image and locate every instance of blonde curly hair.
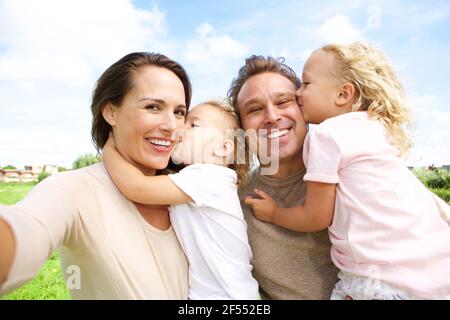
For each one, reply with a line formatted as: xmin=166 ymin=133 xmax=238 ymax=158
xmin=321 ymin=41 xmax=413 ymax=157
xmin=199 ymin=99 xmax=250 ymax=188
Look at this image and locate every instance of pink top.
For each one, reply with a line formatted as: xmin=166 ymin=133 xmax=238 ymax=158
xmin=303 ymin=111 xmax=450 ymax=299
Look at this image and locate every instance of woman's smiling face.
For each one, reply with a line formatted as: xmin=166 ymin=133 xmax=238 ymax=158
xmin=107 ymin=65 xmax=187 ymax=174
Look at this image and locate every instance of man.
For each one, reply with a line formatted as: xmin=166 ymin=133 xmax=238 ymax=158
xmin=228 ymin=55 xmax=338 ymax=299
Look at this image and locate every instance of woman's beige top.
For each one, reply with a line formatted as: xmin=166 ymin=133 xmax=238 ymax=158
xmin=0 ymin=163 xmax=188 ymax=299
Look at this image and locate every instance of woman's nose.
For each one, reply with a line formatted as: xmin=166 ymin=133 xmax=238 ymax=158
xmin=160 ymin=111 xmax=178 ymax=132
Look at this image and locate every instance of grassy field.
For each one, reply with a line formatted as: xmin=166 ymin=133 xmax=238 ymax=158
xmin=0 ymin=182 xmax=70 ymax=300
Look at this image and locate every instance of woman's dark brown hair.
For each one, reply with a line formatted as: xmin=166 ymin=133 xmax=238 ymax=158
xmin=91 ymin=52 xmax=192 ymax=152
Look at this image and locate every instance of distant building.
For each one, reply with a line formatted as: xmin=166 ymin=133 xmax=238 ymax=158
xmin=0 ymin=164 xmax=58 ymax=182
xmin=24 ymin=165 xmax=43 ymax=174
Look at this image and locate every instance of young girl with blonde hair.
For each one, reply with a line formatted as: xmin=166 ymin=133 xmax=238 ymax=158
xmin=246 ymin=41 xmax=450 ymax=299
xmin=102 ymin=100 xmax=259 ymax=300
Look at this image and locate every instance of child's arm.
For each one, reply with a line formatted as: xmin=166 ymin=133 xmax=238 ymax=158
xmin=101 ymin=136 xmax=192 ymax=205
xmin=244 ymin=181 xmax=336 ymax=232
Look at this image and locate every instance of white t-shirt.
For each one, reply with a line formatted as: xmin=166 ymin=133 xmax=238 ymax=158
xmin=168 ymin=163 xmax=260 ymax=300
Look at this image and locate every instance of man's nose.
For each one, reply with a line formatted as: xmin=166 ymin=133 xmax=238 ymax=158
xmin=264 ymin=104 xmax=281 ymax=124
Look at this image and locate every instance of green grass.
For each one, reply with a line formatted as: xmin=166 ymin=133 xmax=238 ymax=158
xmin=1 ymin=252 xmax=70 ymax=300
xmin=432 ymin=188 xmax=450 ymax=204
xmin=412 ymin=168 xmax=450 ymax=204
xmin=0 ymin=182 xmax=36 ymax=205
xmin=0 ymin=182 xmax=70 ymax=300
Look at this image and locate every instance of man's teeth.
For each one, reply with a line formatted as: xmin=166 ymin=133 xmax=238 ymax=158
xmin=148 ymin=139 xmax=171 ymax=146
xmin=267 ymin=129 xmax=289 ymax=139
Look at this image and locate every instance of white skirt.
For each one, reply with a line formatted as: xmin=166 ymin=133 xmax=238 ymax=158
xmin=330 ymin=271 xmax=416 ymax=300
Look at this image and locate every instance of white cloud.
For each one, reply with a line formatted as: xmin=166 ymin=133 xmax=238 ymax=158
xmin=269 ymin=47 xmax=293 ymax=60
xmin=407 ymin=95 xmax=450 ymax=167
xmin=195 ymin=22 xmax=216 ymax=38
xmin=182 ymin=22 xmax=251 ymax=104
xmin=0 ymin=0 xmax=170 ymax=168
xmin=0 ymin=0 xmax=169 ymax=86
xmin=316 ymin=14 xmax=364 ymax=45
xmin=184 ymin=22 xmax=250 ymax=75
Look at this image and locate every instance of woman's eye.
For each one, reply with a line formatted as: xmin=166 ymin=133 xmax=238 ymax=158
xmin=191 ymin=123 xmax=200 ymax=128
xmin=175 ymin=109 xmax=186 ymax=117
xmin=302 ymin=82 xmax=310 ymax=87
xmin=145 ymin=104 xmax=160 ymax=111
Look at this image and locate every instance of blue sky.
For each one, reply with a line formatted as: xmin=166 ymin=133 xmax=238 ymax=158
xmin=0 ymin=0 xmax=449 ymax=168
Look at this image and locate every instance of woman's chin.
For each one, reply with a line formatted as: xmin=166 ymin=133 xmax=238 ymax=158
xmin=137 ymin=157 xmax=170 ymax=172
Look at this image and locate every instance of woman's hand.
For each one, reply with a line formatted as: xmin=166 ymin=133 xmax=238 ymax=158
xmin=0 ymin=218 xmax=15 ymax=285
xmin=244 ymin=189 xmax=278 ymax=223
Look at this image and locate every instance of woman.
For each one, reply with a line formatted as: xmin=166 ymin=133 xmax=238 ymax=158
xmin=0 ymin=52 xmax=192 ymax=299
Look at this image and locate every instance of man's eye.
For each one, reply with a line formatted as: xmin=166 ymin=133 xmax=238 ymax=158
xmin=302 ymin=82 xmax=310 ymax=87
xmin=278 ymin=99 xmax=292 ymax=105
xmin=248 ymin=107 xmax=262 ymax=114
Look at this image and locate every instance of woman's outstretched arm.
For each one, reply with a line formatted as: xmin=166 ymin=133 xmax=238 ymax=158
xmin=0 ymin=218 xmax=15 ymax=284
xmin=102 ymin=136 xmax=192 ymax=205
xmin=0 ymin=172 xmax=78 ymax=296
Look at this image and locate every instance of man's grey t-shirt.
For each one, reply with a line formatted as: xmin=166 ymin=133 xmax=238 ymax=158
xmin=239 ymin=167 xmax=338 ymax=300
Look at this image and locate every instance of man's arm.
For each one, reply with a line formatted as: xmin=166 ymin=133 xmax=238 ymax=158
xmin=245 ymin=181 xmax=336 ymax=232
xmin=102 ymin=137 xmax=192 ymax=205
xmin=0 ymin=218 xmax=15 ymax=285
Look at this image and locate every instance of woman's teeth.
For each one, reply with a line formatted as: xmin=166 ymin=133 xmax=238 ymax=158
xmin=147 ymin=138 xmax=171 ymax=147
xmin=267 ymin=129 xmax=289 ymax=139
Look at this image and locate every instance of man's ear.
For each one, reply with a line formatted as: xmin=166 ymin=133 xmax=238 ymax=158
xmin=336 ymin=82 xmax=356 ymax=107
xmin=214 ymin=139 xmax=234 ymax=158
xmin=102 ymin=103 xmax=118 ymax=126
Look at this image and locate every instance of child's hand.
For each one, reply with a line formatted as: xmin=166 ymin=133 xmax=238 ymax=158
xmin=244 ymin=189 xmax=278 ymax=223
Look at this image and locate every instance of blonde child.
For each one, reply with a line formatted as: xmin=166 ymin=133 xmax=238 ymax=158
xmin=102 ymin=100 xmax=259 ymax=300
xmin=246 ymin=42 xmax=450 ymax=300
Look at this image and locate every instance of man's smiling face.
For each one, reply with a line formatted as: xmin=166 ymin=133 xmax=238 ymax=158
xmin=237 ymin=72 xmax=307 ymax=166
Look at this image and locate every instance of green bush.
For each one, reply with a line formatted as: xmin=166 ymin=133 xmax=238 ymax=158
xmin=412 ymin=168 xmax=450 ymax=190
xmin=2 ymin=165 xmax=17 ymax=170
xmin=37 ymin=171 xmax=51 ymax=183
xmin=72 ymin=153 xmax=100 ymax=169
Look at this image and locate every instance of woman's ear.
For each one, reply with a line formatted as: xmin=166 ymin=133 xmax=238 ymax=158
xmin=336 ymin=83 xmax=356 ymax=107
xmin=102 ymin=103 xmax=118 ymax=126
xmin=214 ymin=139 xmax=234 ymax=158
